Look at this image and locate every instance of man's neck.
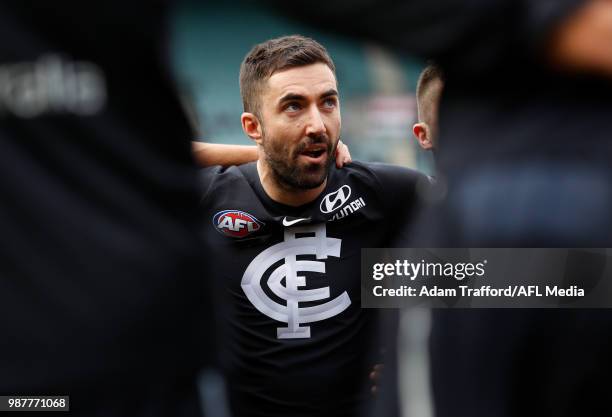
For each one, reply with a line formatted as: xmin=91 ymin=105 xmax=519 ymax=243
xmin=256 ymin=159 xmax=326 ymax=207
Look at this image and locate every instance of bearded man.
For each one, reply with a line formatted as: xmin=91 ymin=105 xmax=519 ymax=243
xmin=200 ymin=35 xmax=426 ymax=417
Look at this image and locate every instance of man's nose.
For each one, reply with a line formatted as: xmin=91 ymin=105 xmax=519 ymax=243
xmin=304 ymin=105 xmax=327 ymax=137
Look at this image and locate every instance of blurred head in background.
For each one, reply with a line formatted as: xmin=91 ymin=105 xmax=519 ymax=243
xmin=239 ymin=35 xmax=341 ymax=191
xmin=413 ymin=63 xmax=444 ymax=152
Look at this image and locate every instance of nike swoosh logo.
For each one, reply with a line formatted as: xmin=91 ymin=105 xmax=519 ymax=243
xmin=282 ymin=217 xmax=311 ymax=227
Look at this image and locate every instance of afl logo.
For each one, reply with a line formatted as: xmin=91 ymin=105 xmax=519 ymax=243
xmin=213 ymin=210 xmax=264 ymax=238
xmin=320 ymin=185 xmax=351 ymax=214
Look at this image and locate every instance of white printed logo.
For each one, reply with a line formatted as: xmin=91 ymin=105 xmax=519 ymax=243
xmin=320 ymin=185 xmax=351 ymax=214
xmin=241 ymin=224 xmax=350 ymax=339
xmin=282 ymin=217 xmax=310 ymax=227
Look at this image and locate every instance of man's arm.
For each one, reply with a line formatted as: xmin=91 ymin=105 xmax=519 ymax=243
xmin=192 ymin=141 xmax=352 ymax=167
xmin=192 ymin=142 xmax=258 ymax=167
xmin=548 ymin=0 xmax=612 ymax=78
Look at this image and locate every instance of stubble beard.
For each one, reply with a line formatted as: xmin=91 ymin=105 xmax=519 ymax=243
xmin=262 ymin=131 xmax=337 ymax=191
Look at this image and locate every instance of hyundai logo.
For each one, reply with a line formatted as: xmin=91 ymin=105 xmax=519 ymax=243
xmin=320 ymin=185 xmax=352 ymax=214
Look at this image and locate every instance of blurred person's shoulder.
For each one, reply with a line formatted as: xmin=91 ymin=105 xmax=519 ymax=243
xmin=199 ymin=162 xmax=257 ymax=201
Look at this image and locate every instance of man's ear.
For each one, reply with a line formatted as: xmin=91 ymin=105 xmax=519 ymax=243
xmin=241 ymin=112 xmax=263 ymax=145
xmin=412 ymin=122 xmax=433 ymax=150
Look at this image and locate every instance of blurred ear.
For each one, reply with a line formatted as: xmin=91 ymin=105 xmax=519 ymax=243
xmin=413 ymin=122 xmax=433 ymax=150
xmin=241 ymin=112 xmax=263 ymax=145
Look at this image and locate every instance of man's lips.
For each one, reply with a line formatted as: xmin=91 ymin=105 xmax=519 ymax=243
xmin=298 ymin=144 xmax=328 ymax=163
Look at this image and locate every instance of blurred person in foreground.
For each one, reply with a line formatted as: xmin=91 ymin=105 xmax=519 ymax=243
xmin=261 ymin=1 xmax=612 ymax=416
xmin=264 ymin=0 xmax=612 ymax=238
xmin=0 ymin=1 xmax=281 ymax=415
xmin=199 ymin=35 xmax=426 ymax=417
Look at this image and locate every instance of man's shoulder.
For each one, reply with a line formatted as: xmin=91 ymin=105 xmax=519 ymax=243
xmin=200 ymin=162 xmax=257 ymax=180
xmin=331 ymin=161 xmax=430 ymax=212
xmin=336 ymin=160 xmax=428 ymax=188
xmin=198 ymin=162 xmax=257 ymax=199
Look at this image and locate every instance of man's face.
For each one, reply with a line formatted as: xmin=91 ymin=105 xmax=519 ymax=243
xmin=257 ymin=63 xmax=341 ymax=190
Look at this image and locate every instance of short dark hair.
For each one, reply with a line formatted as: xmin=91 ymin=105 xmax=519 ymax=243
xmin=416 ymin=63 xmax=445 ymax=122
xmin=239 ymin=35 xmax=336 ymax=117
xmin=416 ymin=63 xmax=445 ymax=103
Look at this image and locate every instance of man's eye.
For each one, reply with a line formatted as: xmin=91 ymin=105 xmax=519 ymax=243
xmin=285 ymin=103 xmax=301 ymax=112
xmin=322 ymin=98 xmax=337 ymax=108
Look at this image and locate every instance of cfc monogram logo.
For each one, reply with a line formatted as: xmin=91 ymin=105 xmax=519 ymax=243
xmin=241 ymin=224 xmax=351 ymax=339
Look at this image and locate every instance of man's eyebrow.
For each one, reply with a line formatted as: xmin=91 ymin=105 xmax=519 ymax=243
xmin=320 ymin=89 xmax=339 ymax=99
xmin=278 ymin=89 xmax=339 ymax=105
xmin=278 ymin=93 xmax=306 ymax=104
